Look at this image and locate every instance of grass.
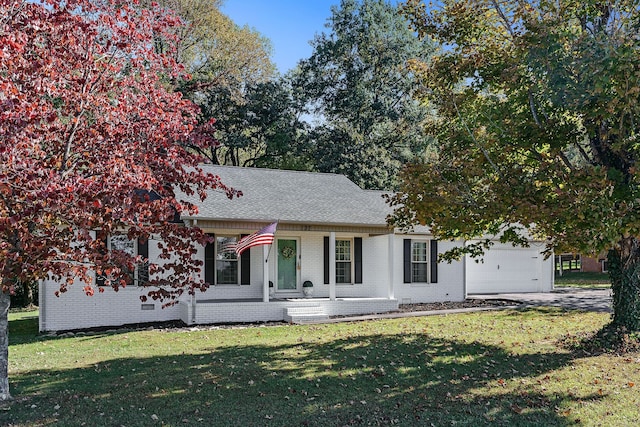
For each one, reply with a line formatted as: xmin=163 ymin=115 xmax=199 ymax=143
xmin=6 ymin=310 xmax=39 ymax=342
xmin=3 ymin=309 xmax=640 ymax=426
xmin=555 ymin=271 xmax=611 ymax=288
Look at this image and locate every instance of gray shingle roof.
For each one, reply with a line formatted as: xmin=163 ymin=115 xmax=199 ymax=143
xmin=180 ymin=166 xmax=393 ymax=227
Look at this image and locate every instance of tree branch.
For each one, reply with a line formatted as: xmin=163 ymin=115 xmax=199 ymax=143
xmin=557 ymin=150 xmax=575 ymax=172
xmin=451 ymin=93 xmax=502 ymax=176
xmin=490 ymin=0 xmax=516 ymax=38
xmin=528 ymin=89 xmax=541 ymax=126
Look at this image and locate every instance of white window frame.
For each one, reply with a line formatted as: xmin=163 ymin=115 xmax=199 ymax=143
xmin=335 ymin=238 xmax=353 ymax=284
xmin=215 ymin=235 xmax=240 ymax=285
xmin=96 ymin=234 xmax=148 ymax=287
xmin=411 ymin=240 xmax=430 ymax=284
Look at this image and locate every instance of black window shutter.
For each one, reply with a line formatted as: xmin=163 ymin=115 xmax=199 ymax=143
xmin=205 ymin=233 xmax=215 ymax=285
xmin=403 ymin=239 xmax=412 ymax=283
xmin=137 ymin=237 xmax=149 ymax=258
xmin=323 ymin=236 xmax=330 ymax=284
xmin=430 ymin=240 xmax=438 ymax=283
xmin=137 ymin=237 xmax=149 ymax=285
xmin=354 ymin=237 xmax=363 ymax=284
xmin=240 ymin=234 xmax=251 ymax=285
xmin=96 ymin=233 xmax=109 ymax=286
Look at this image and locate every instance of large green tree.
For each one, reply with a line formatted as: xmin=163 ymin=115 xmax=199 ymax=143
xmin=0 ymin=0 xmax=234 ymax=399
xmin=196 ymin=78 xmax=312 ymax=169
xmin=153 ymin=0 xmax=300 ymax=168
xmin=392 ymin=0 xmax=640 ymax=330
xmin=295 ymin=0 xmax=436 ymax=190
xmin=151 ymin=0 xmax=275 ymax=100
xmin=145 ymin=0 xmax=283 ymax=167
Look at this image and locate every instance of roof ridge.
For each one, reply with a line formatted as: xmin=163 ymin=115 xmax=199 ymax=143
xmin=200 ymin=164 xmax=354 ymax=180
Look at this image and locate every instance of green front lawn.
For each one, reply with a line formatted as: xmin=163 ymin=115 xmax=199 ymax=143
xmin=555 ymin=271 xmax=611 ymax=288
xmin=3 ymin=309 xmax=639 ymax=426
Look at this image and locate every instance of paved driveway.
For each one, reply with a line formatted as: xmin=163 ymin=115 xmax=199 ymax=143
xmin=472 ymin=288 xmax=612 ymax=313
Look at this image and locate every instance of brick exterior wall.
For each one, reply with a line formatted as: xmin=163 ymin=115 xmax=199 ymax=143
xmin=40 ymin=230 xmax=468 ymax=332
xmin=580 ymin=256 xmax=603 ymax=273
xmin=392 ymin=238 xmax=467 ymax=304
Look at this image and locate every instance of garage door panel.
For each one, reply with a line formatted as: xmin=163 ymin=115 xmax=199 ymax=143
xmin=467 ymin=247 xmax=542 ymax=293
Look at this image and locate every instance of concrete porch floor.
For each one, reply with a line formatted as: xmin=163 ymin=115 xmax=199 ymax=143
xmin=183 ymin=297 xmax=399 ymax=325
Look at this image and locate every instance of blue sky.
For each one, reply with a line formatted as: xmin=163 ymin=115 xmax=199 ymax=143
xmin=221 ymin=0 xmax=341 ymax=74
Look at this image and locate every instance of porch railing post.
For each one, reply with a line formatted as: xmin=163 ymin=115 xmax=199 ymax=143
xmin=329 ymin=231 xmax=336 ymax=300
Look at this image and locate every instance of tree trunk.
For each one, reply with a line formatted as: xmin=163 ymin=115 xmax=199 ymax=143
xmin=0 ymin=290 xmax=10 ymax=400
xmin=608 ymin=237 xmax=640 ymax=331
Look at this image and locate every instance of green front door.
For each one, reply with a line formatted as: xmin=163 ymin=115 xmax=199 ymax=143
xmin=277 ymin=239 xmax=298 ymax=291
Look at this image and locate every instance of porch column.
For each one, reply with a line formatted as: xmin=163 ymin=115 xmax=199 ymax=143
xmin=329 ymin=231 xmax=336 ymax=300
xmin=388 ymin=233 xmax=395 ymax=299
xmin=263 ymin=245 xmax=270 ymax=302
xmin=557 ymin=255 xmax=563 ymax=276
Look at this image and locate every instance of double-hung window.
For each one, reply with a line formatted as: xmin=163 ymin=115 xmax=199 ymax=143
xmin=335 ymin=239 xmax=352 ymax=284
xmin=96 ymin=233 xmax=149 ymax=286
xmin=205 ymin=234 xmax=250 ymax=285
xmin=324 ymin=237 xmax=363 ymax=285
xmin=404 ymin=239 xmax=438 ymax=284
xmin=411 ymin=241 xmax=429 ymax=283
xmin=216 ymin=236 xmax=239 ymax=285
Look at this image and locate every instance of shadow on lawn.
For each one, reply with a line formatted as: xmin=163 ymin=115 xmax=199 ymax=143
xmin=3 ymin=322 xmax=598 ymax=427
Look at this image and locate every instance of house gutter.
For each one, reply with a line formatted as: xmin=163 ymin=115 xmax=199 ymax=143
xmin=182 ymin=218 xmax=392 ymax=235
xmin=180 ymin=215 xmax=391 ymax=229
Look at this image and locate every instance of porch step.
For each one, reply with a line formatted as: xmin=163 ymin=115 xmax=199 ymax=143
xmin=284 ymin=306 xmax=329 ymax=324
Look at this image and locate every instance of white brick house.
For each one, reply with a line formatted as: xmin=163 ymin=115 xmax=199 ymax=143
xmin=39 ymin=166 xmax=471 ymax=332
xmin=38 ymin=166 xmax=556 ymax=332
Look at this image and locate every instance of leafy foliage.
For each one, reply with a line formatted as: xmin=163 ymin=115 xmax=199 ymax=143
xmin=195 ymin=78 xmax=312 ymax=169
xmin=0 ymin=0 xmax=233 ymax=298
xmin=392 ymin=0 xmax=640 ymax=330
xmin=153 ymin=0 xmax=289 ymax=167
xmin=295 ymin=0 xmax=436 ymax=190
xmin=0 ymin=0 xmax=236 ymax=398
xmin=154 ymin=0 xmax=276 ymax=100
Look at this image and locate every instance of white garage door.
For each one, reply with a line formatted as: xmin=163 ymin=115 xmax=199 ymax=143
xmin=466 ymin=245 xmax=543 ymax=294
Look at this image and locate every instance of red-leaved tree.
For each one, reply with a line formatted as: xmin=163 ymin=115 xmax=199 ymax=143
xmin=0 ymin=0 xmax=236 ymax=400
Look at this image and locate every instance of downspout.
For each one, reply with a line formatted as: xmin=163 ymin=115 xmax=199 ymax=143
xmin=388 ymin=233 xmax=394 ymax=300
xmin=462 ymin=240 xmax=467 ymax=299
xmin=190 ymin=280 xmax=196 ymax=325
xmin=38 ymin=279 xmax=45 ymax=332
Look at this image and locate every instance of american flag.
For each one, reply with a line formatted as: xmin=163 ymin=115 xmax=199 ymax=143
xmin=217 ymin=240 xmax=238 ymax=254
xmin=235 ymin=222 xmax=278 ymax=256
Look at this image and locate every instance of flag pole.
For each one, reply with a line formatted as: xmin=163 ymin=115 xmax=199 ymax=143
xmin=265 ymin=220 xmax=279 ymax=263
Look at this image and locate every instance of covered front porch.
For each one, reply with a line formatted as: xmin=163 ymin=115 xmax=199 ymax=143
xmin=180 ymin=296 xmax=399 ymax=325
